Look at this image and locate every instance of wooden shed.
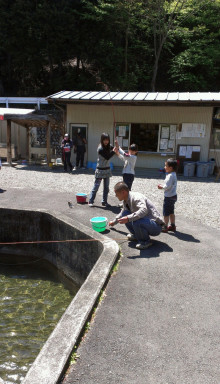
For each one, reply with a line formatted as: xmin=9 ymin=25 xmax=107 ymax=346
xmin=0 ymin=108 xmax=64 ymax=165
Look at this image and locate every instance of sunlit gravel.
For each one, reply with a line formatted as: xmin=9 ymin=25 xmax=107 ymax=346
xmin=1 ymin=165 xmax=219 ymax=230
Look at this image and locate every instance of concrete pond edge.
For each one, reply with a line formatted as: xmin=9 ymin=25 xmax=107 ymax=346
xmin=0 ymin=208 xmax=119 ymax=384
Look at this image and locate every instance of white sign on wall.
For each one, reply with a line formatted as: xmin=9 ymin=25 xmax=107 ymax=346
xmin=158 ymin=124 xmax=177 ymax=153
xmin=182 ymin=123 xmax=206 ymax=138
xmin=118 ymin=126 xmax=126 ymax=137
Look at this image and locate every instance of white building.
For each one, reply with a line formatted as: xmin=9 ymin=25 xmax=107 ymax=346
xmin=1 ymin=93 xmax=220 ymax=170
xmin=47 ymin=91 xmax=220 ymax=170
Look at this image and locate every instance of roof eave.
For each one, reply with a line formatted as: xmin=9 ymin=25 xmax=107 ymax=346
xmin=47 ymin=98 xmax=220 ymax=107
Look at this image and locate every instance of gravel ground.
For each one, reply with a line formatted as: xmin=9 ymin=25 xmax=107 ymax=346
xmin=0 ymin=164 xmax=219 ymax=230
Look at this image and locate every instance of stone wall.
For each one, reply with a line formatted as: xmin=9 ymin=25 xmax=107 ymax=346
xmin=31 ymin=127 xmax=63 ymax=159
xmin=0 ymin=208 xmax=103 ymax=286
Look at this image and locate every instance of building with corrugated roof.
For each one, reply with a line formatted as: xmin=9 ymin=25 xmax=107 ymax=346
xmin=46 ymin=91 xmax=220 ymax=170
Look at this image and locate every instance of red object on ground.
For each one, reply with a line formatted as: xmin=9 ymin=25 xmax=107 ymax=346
xmin=76 ymin=194 xmax=87 ymax=203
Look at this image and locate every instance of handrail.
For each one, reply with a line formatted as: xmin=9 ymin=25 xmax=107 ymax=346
xmin=0 ymin=97 xmax=48 ymax=108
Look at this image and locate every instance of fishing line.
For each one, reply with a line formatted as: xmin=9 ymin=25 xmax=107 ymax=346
xmin=0 ymin=237 xmax=127 ymax=246
xmin=0 ymin=236 xmax=127 ymax=265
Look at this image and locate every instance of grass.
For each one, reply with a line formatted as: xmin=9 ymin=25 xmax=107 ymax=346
xmin=68 ymin=251 xmax=122 ymax=368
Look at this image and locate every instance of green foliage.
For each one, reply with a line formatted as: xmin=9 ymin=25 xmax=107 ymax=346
xmin=70 ymin=346 xmax=80 ymax=365
xmin=0 ymin=0 xmax=219 ymax=95
xmin=168 ymin=0 xmax=220 ymax=90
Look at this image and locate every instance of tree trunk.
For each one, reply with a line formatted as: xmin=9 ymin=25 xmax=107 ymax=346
xmin=125 ymin=26 xmax=129 ymax=81
xmin=151 ymin=42 xmax=163 ymax=91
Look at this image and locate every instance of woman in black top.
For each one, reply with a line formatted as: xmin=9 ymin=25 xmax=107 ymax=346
xmin=89 ymin=133 xmax=115 ymax=207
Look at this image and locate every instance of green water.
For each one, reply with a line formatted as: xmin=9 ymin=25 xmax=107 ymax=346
xmin=0 ymin=256 xmax=79 ymax=384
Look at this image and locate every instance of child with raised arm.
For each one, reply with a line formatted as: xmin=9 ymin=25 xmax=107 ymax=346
xmin=114 ymin=140 xmax=138 ymax=191
xmin=158 ymin=158 xmax=178 ymax=232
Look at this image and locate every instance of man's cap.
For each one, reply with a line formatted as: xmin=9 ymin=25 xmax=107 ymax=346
xmin=64 ymin=133 xmax=69 ymax=137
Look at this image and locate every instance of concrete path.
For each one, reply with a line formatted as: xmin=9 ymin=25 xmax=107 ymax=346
xmin=1 ymin=183 xmax=220 ymax=384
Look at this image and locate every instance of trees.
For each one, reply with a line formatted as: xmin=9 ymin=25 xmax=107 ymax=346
xmin=168 ymin=0 xmax=220 ymax=91
xmin=143 ymin=0 xmax=196 ymax=91
xmin=0 ymin=0 xmax=85 ymax=95
xmin=0 ymin=0 xmax=219 ymax=95
xmin=81 ymin=0 xmax=151 ymax=91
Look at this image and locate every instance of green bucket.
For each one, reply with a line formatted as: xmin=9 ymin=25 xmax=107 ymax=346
xmin=90 ymin=217 xmax=108 ymax=232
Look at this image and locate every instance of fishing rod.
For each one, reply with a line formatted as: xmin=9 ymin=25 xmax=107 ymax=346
xmin=96 ymin=81 xmax=117 ymax=140
xmin=0 ymin=237 xmax=126 ymax=245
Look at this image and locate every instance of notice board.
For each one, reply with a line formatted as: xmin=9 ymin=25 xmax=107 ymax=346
xmin=158 ymin=124 xmax=177 ymax=153
xmin=176 ymin=145 xmax=200 ymax=173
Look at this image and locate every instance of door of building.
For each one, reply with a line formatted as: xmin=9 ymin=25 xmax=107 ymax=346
xmin=70 ymin=124 xmax=88 ymax=165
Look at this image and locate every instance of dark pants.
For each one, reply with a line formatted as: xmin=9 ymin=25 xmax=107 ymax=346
xmin=89 ymin=177 xmax=110 ymax=204
xmin=64 ymin=152 xmax=72 ymax=171
xmin=122 ymin=210 xmax=162 ymax=245
xmin=76 ymin=146 xmax=85 ymax=167
xmin=123 ymin=173 xmax=134 ymax=191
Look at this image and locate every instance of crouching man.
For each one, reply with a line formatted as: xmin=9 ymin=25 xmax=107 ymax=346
xmin=109 ymin=182 xmax=164 ymax=250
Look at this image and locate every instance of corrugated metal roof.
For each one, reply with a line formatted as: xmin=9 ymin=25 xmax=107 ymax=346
xmin=144 ymin=92 xmax=158 ymax=100
xmin=47 ymin=91 xmax=220 ymax=103
xmin=123 ymin=92 xmax=138 ymax=100
xmin=0 ymin=108 xmax=34 ymax=115
xmin=91 ymin=92 xmax=109 ymax=100
xmin=102 ymin=92 xmax=120 ymax=100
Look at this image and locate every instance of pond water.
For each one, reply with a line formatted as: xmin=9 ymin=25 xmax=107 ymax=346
xmin=0 ymin=255 xmax=79 ymax=384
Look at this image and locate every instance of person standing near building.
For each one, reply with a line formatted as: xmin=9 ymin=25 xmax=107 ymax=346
xmin=61 ymin=133 xmax=73 ymax=172
xmin=73 ymin=129 xmax=87 ymax=170
xmin=109 ymin=182 xmax=163 ymax=249
xmin=88 ymin=133 xmax=115 ymax=207
xmin=158 ymin=158 xmax=178 ymax=232
xmin=114 ymin=139 xmax=138 ymax=191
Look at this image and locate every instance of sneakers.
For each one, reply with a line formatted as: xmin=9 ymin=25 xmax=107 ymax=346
xmin=118 ymin=203 xmax=123 ymax=208
xmin=127 ymin=233 xmax=136 ymax=241
xmin=162 ymin=225 xmax=168 ymax=233
xmin=101 ymin=202 xmax=111 ymax=207
xmin=136 ymin=242 xmax=153 ymax=250
xmin=89 ymin=202 xmax=111 ymax=208
xmin=168 ymin=224 xmax=176 ymax=232
xmin=162 ymin=224 xmax=176 ymax=232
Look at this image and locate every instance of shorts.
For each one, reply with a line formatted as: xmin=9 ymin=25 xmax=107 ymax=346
xmin=163 ymin=195 xmax=177 ymax=216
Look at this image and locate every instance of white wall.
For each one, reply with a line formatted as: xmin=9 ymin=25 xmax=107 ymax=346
xmin=67 ymin=104 xmax=213 ymax=168
xmin=0 ymin=120 xmax=27 ymax=157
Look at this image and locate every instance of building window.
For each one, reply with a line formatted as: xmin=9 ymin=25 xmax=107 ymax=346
xmin=115 ymin=124 xmax=130 ymax=150
xmin=130 ymin=123 xmax=159 ymax=151
xmin=115 ymin=123 xmax=177 ymax=153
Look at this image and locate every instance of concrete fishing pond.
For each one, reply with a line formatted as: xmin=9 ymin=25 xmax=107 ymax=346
xmin=0 ymin=208 xmax=119 ymax=384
